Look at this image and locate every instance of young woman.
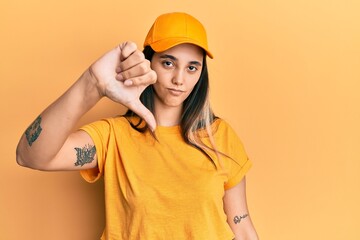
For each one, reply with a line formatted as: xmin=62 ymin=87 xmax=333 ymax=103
xmin=16 ymin=12 xmax=258 ymax=239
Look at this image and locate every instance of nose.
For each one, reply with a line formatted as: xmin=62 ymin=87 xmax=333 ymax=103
xmin=171 ymin=69 xmax=184 ymax=86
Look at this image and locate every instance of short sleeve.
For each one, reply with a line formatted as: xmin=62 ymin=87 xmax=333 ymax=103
xmin=224 ymin=154 xmax=252 ymax=190
xmin=79 ymin=119 xmax=111 ymax=183
xmin=216 ymin=120 xmax=253 ymax=190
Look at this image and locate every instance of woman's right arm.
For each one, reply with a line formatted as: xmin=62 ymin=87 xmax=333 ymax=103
xmin=16 ymin=42 xmax=156 ymax=171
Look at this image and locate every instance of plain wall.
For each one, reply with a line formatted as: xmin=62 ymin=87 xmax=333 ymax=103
xmin=1 ymin=0 xmax=359 ymax=239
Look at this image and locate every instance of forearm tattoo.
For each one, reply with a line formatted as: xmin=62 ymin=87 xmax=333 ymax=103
xmin=233 ymin=213 xmax=249 ymax=224
xmin=25 ymin=115 xmax=43 ymax=146
xmin=74 ymin=144 xmax=96 ymax=167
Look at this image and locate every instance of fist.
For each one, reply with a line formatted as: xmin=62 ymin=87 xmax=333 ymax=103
xmin=89 ymin=41 xmax=157 ymax=131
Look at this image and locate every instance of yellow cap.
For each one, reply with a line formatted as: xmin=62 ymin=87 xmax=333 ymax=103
xmin=144 ymin=12 xmax=213 ymax=59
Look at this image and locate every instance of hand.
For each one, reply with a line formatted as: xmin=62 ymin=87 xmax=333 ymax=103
xmin=89 ymin=41 xmax=157 ymax=131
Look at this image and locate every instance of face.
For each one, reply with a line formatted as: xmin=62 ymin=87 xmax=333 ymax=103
xmin=151 ymin=43 xmax=204 ymax=111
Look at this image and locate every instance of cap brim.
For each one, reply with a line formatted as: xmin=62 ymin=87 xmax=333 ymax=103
xmin=149 ymin=37 xmax=214 ymax=59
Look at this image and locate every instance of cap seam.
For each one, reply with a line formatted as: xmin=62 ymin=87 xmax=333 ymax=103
xmin=150 ymin=37 xmax=204 ymax=45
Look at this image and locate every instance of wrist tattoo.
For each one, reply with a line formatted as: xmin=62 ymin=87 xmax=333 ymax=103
xmin=233 ymin=213 xmax=249 ymax=224
xmin=25 ymin=115 xmax=43 ymax=146
xmin=74 ymin=144 xmax=96 ymax=167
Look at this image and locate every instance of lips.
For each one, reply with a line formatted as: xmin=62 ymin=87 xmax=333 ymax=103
xmin=167 ymin=88 xmax=184 ymax=96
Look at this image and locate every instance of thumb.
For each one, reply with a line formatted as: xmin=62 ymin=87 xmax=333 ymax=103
xmin=118 ymin=41 xmax=138 ymax=62
xmin=128 ymin=100 xmax=157 ymax=132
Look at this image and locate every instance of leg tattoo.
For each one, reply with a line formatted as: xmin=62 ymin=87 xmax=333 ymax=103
xmin=25 ymin=115 xmax=43 ymax=146
xmin=74 ymin=144 xmax=96 ymax=167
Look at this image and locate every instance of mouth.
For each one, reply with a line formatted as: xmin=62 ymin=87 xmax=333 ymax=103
xmin=167 ymin=88 xmax=184 ymax=96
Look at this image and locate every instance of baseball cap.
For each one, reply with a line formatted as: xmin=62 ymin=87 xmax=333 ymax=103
xmin=144 ymin=12 xmax=213 ymax=59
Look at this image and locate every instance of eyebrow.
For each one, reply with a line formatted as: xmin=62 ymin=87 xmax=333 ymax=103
xmin=159 ymin=54 xmax=202 ymax=66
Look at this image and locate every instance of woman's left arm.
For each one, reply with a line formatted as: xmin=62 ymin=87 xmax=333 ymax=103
xmin=223 ymin=177 xmax=259 ymax=240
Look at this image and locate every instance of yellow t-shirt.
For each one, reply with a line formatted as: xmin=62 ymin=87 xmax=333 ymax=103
xmin=80 ymin=117 xmax=252 ymax=240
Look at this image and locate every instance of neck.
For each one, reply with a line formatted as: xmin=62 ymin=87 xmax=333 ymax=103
xmin=154 ymin=104 xmax=183 ymax=127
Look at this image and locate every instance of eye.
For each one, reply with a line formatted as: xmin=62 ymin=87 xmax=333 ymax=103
xmin=188 ymin=65 xmax=198 ymax=72
xmin=162 ymin=60 xmax=174 ymax=68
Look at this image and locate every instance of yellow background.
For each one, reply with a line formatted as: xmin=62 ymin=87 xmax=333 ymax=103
xmin=1 ymin=0 xmax=359 ymax=239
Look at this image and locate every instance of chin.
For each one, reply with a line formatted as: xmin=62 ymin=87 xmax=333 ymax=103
xmin=165 ymin=102 xmax=183 ymax=108
xmin=163 ymin=99 xmax=184 ymax=108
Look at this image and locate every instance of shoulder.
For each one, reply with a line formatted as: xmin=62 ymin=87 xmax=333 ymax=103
xmin=80 ymin=115 xmax=143 ymax=135
xmin=211 ymin=118 xmax=247 ymax=151
xmin=196 ymin=118 xmax=238 ymax=140
xmin=212 ymin=118 xmax=237 ymax=136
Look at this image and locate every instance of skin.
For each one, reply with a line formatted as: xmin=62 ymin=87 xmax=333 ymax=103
xmin=224 ymin=178 xmax=259 ymax=239
xmin=16 ymin=42 xmax=156 ymax=170
xmin=16 ymin=42 xmax=258 ymax=239
xmin=150 ymin=43 xmax=203 ymax=126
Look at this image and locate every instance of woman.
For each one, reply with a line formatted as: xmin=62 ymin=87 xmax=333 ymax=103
xmin=16 ymin=12 xmax=258 ymax=239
